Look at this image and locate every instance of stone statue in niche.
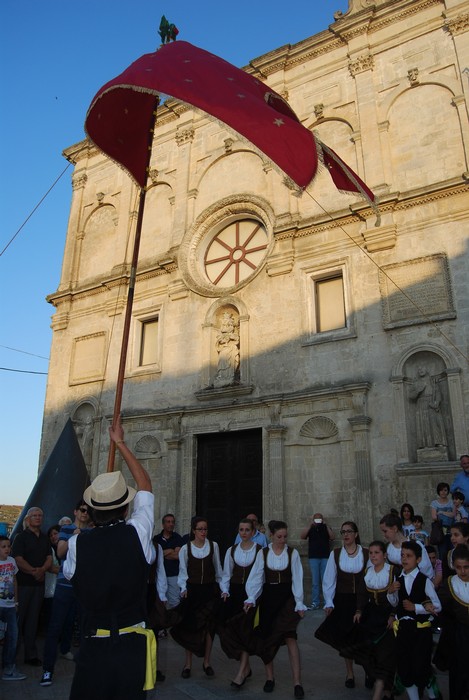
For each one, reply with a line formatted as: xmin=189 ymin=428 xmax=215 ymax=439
xmin=408 ymin=366 xmax=448 ymax=462
xmin=214 ymin=311 xmax=240 ymax=387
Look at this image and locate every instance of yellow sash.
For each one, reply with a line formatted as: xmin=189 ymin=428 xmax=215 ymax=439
xmin=95 ymin=626 xmax=157 ymax=690
xmin=392 ymin=619 xmax=431 ymax=636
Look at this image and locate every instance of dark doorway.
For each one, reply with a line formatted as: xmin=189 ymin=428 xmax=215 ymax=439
xmin=196 ymin=429 xmax=263 ymax=557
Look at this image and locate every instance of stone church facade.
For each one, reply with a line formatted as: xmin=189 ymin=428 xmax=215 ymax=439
xmin=42 ymin=0 xmax=469 ymax=553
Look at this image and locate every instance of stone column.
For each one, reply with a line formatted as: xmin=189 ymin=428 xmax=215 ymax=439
xmin=347 ymin=415 xmax=373 ymax=544
xmin=164 ymin=437 xmax=183 ymax=516
xmin=446 ymin=367 xmax=466 ymax=457
xmin=265 ymin=425 xmax=286 ymax=521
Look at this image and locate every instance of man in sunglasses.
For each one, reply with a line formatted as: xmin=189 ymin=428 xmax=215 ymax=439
xmin=40 ymin=500 xmax=93 ymax=686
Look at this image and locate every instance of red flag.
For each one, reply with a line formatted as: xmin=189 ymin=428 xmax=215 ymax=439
xmin=85 ymin=41 xmax=318 ymax=189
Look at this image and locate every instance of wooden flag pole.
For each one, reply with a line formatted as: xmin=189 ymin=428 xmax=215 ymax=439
xmin=107 ymin=101 xmax=159 ymax=472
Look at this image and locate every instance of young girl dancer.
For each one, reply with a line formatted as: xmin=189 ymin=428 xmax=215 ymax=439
xmin=171 ymin=516 xmax=222 ymax=678
xmin=315 ymin=521 xmax=369 ymax=689
xmin=244 ymin=520 xmax=306 ymax=699
xmin=219 ymin=518 xmax=261 ymax=688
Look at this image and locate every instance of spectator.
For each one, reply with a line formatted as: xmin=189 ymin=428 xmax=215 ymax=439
xmin=154 ymin=514 xmax=184 ymax=609
xmin=300 ymin=513 xmax=334 ymax=609
xmin=450 ymin=454 xmax=469 ymax=507
xmin=452 ymin=491 xmax=468 ymax=523
xmin=0 ymin=535 xmax=26 ymax=681
xmin=12 ymin=507 xmax=52 ymax=665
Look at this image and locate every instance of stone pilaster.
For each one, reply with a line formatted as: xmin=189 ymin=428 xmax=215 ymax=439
xmin=347 ymin=415 xmax=373 ymax=543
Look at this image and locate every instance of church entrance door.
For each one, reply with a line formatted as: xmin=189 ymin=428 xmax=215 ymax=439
xmin=196 ymin=428 xmax=263 ymax=557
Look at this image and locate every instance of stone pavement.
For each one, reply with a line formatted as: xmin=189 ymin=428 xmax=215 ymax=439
xmin=2 ymin=609 xmax=449 ymax=699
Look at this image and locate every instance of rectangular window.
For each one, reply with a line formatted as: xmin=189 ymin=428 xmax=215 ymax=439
xmin=315 ymin=274 xmax=346 ymax=332
xmin=139 ymin=318 xmax=159 ymax=366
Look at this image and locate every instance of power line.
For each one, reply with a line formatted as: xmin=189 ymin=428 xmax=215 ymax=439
xmin=0 ymin=344 xmax=49 ymax=361
xmin=0 ymin=367 xmax=47 ymax=376
xmin=0 ymin=163 xmax=71 ymax=258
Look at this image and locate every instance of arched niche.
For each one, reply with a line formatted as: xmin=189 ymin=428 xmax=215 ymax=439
xmin=71 ymin=399 xmax=99 ymax=472
xmin=391 ymin=344 xmax=465 ymax=465
xmin=201 ymin=297 xmax=250 ymax=389
xmin=78 ymin=205 xmax=118 ymax=282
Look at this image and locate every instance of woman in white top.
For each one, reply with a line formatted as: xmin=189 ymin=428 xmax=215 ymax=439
xmin=219 ymin=518 xmax=261 ymax=688
xmin=170 ymin=516 xmax=222 ymax=679
xmin=379 ymin=513 xmax=433 ymax=579
xmin=244 ymin=520 xmax=306 ymax=699
xmin=315 ymin=521 xmax=368 ymax=689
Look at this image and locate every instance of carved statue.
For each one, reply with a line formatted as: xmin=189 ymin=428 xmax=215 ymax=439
xmin=214 ymin=312 xmax=240 ymax=387
xmin=408 ymin=366 xmax=447 ymax=449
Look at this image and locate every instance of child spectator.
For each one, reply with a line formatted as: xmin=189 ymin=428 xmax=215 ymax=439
xmin=0 ymin=535 xmax=26 ymax=681
xmin=400 ymin=504 xmax=415 ymax=538
xmin=452 ymin=491 xmax=468 ymax=523
xmin=425 ymin=545 xmax=442 ymax=590
xmin=387 ymin=540 xmax=441 ymax=700
xmin=410 ymin=515 xmax=428 ymax=546
xmin=433 ymin=545 xmax=469 ymax=700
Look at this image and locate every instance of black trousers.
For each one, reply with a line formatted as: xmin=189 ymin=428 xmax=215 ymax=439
xmin=69 ymin=632 xmax=146 ymax=700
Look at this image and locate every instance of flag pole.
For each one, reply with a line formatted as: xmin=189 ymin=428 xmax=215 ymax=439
xmin=107 ymin=100 xmax=159 ymax=472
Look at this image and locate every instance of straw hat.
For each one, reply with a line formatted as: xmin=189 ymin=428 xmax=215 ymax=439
xmin=83 ymin=471 xmax=136 ymax=511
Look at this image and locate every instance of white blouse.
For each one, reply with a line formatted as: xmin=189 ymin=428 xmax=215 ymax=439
xmin=322 ymin=546 xmax=365 ymax=609
xmin=244 ymin=544 xmax=307 ymax=612
xmin=220 ymin=542 xmax=259 ymax=595
xmin=177 ymin=540 xmax=223 ymax=594
xmin=386 ymin=540 xmax=433 ymax=579
xmin=451 ymin=575 xmax=469 ymax=603
xmin=364 ymin=562 xmax=393 ymax=591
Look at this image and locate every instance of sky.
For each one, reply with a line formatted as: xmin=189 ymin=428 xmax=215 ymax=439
xmin=0 ymin=0 xmax=349 ymax=505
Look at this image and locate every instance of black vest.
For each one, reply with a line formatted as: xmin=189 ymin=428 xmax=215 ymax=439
xmin=396 ymin=570 xmax=431 ymax=623
xmin=72 ymin=521 xmax=149 ymax=635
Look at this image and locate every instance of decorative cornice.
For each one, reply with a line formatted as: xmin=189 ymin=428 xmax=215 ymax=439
xmin=444 ymin=12 xmax=469 ymax=36
xmin=368 ymin=0 xmax=441 ymax=35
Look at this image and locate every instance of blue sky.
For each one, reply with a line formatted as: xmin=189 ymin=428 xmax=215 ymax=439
xmin=0 ymin=0 xmax=348 ymax=505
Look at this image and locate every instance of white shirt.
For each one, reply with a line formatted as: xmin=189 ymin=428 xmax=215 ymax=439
xmin=387 ymin=567 xmax=441 ymax=617
xmin=244 ymin=544 xmax=307 ymax=612
xmin=386 ymin=540 xmax=433 ymax=579
xmin=322 ymin=546 xmax=365 ymax=609
xmin=220 ymin=542 xmax=259 ymax=595
xmin=177 ymin=540 xmax=223 ymax=594
xmin=63 ymin=490 xmax=155 ymax=580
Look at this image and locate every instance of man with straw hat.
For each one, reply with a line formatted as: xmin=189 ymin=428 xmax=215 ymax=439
xmin=62 ymin=418 xmax=156 ymax=699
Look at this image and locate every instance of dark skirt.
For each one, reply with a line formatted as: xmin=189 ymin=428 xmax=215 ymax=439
xmin=218 ymin=583 xmax=257 ymax=660
xmin=315 ymin=592 xmax=360 ymax=653
xmin=170 ymin=582 xmax=220 ymax=657
xmin=250 ymin=582 xmax=301 ymax=664
xmin=434 ymin=618 xmax=469 ymax=699
xmin=340 ymin=602 xmax=396 ymax=688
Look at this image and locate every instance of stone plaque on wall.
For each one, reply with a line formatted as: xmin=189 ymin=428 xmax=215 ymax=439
xmin=379 ymin=254 xmax=455 ymax=329
xmin=70 ymin=332 xmax=107 ymax=385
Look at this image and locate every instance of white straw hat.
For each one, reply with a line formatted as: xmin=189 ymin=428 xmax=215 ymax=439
xmin=83 ymin=471 xmax=136 ymax=511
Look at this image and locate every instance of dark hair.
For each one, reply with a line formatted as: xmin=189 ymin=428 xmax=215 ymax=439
xmin=75 ymin=498 xmax=87 ymax=510
xmin=91 ymin=505 xmax=128 ymax=526
xmin=389 ymin=508 xmax=399 ymax=517
xmin=452 ymin=544 xmax=469 ymax=563
xmin=452 ymin=491 xmax=465 ymax=502
xmin=0 ymin=535 xmax=10 ymax=543
xmin=368 ymin=540 xmax=386 ymax=554
xmin=190 ymin=516 xmax=208 ymax=540
xmin=47 ymin=525 xmax=60 ymax=537
xmin=268 ymin=520 xmax=287 ymax=534
xmin=460 ymin=454 xmax=469 ymax=461
xmin=400 ymin=503 xmax=414 ymax=521
xmin=451 ymin=522 xmax=469 ymax=539
xmin=340 ymin=521 xmax=361 ymax=544
xmin=162 ymin=513 xmax=175 ymax=523
xmin=239 ymin=518 xmax=255 ymax=530
xmin=425 ymin=545 xmax=436 ymax=555
xmin=401 ymin=540 xmax=421 ymax=557
xmin=436 ymin=482 xmax=450 ymax=495
xmin=412 ymin=515 xmax=423 ymax=524
xmin=380 ymin=513 xmax=403 ymax=532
